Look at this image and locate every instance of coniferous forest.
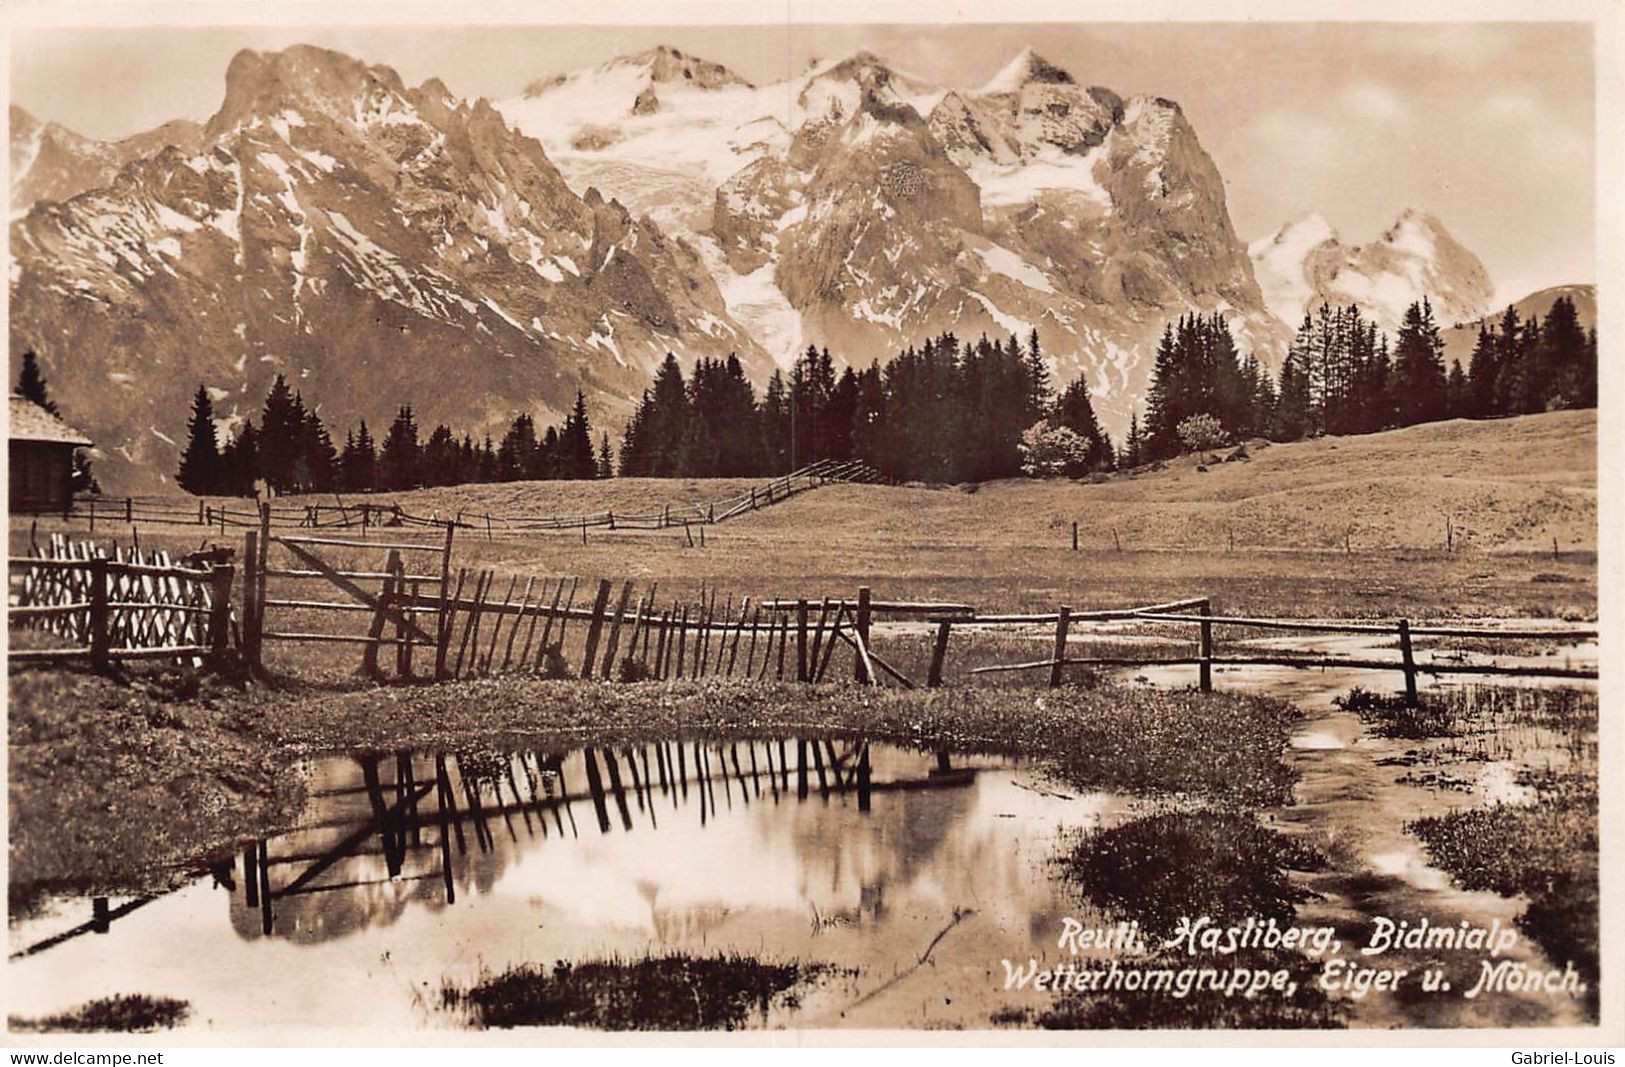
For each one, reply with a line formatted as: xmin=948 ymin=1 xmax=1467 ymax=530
xmin=175 ymin=296 xmax=1594 ymax=495
xmin=176 ymin=378 xmax=609 ymax=496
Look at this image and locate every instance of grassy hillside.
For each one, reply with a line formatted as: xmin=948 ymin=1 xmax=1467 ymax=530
xmin=24 ymin=411 xmax=1595 ymax=621
xmin=742 ymin=409 xmax=1595 ymax=556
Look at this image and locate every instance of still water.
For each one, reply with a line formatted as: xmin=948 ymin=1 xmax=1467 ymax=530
xmin=8 ymin=740 xmax=1129 ymax=1031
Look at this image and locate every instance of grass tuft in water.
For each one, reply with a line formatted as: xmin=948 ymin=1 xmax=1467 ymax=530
xmin=1059 ymin=811 xmax=1325 ymax=940
xmin=1336 ymin=686 xmax=1459 ymax=739
xmin=440 ymin=952 xmax=835 ymax=1030
xmin=8 ymin=994 xmax=190 ymax=1033
xmin=1408 ymin=772 xmax=1598 ymax=1018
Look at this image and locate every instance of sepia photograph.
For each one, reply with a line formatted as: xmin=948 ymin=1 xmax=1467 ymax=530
xmin=2 ymin=1 xmax=1615 ymax=1045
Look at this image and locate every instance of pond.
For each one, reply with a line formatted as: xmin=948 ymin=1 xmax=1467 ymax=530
xmin=7 ymin=740 xmax=1132 ymax=1031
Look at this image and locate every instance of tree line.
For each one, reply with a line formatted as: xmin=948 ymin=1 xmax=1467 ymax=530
xmin=620 ymin=334 xmax=1115 ymax=482
xmin=177 ymin=376 xmax=613 ymax=496
xmin=173 ymin=293 xmax=1594 ymax=495
xmin=1131 ymin=295 xmax=1596 ymax=465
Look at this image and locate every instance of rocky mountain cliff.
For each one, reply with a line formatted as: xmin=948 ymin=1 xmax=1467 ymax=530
xmin=500 ymin=46 xmax=1290 ymax=438
xmin=10 ymin=105 xmax=205 ymax=216
xmin=14 ymin=42 xmax=1517 ymax=490
xmin=1248 ymin=209 xmax=1495 ymax=335
xmin=9 ymin=45 xmax=772 ymax=490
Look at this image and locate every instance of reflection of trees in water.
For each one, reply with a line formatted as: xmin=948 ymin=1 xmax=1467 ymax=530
xmin=227 ymin=740 xmax=1004 ymax=947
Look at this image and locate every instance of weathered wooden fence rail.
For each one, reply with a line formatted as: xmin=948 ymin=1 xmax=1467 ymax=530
xmin=966 ymin=598 xmax=1597 ymax=705
xmin=8 ymin=534 xmax=234 ymax=670
xmin=46 ymin=459 xmax=885 ymax=540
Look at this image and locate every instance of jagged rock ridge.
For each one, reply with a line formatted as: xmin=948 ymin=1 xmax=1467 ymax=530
xmin=1249 ymin=209 xmax=1495 ymax=335
xmin=9 ymin=45 xmax=773 ymax=489
xmin=501 ymin=46 xmax=1292 ymax=438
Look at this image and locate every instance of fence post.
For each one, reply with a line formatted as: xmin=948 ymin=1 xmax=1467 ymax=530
xmin=854 ymin=586 xmax=872 ymax=683
xmin=1398 ymin=618 xmax=1419 ymax=708
xmin=580 ymin=579 xmax=612 ymax=680
xmin=435 ymin=521 xmax=455 ymax=679
xmin=928 ymin=620 xmax=951 ymax=687
xmin=393 ymin=555 xmax=411 ymax=679
xmin=362 ymin=550 xmax=400 ymax=680
xmin=242 ymin=530 xmax=261 ymax=669
xmin=601 ymin=580 xmax=634 ymax=679
xmin=1049 ymin=607 xmax=1071 ymax=688
xmin=88 ymin=557 xmax=110 ymax=673
xmin=436 ymin=568 xmax=466 ymax=681
xmin=1198 ymin=600 xmax=1213 ymax=692
xmin=207 ymin=563 xmax=234 ymax=668
xmin=796 ymin=599 xmax=809 ymax=683
xmin=256 ymin=502 xmax=271 ymax=625
xmin=125 ymin=497 xmax=133 ymax=523
xmin=1072 ymin=522 xmax=1078 ymax=551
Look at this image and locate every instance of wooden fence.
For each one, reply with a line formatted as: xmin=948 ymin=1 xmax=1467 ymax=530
xmin=964 ymin=599 xmax=1598 ymax=704
xmin=243 ymin=513 xmax=455 ymax=681
xmin=8 ymin=534 xmax=234 ymax=670
xmin=46 ymin=459 xmax=885 ymax=541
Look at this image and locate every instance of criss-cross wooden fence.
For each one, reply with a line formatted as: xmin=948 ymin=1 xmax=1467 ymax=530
xmin=8 ymin=534 xmax=234 ymax=670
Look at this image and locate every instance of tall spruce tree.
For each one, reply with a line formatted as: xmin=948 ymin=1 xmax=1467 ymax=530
xmin=1390 ymin=299 xmax=1448 ymax=426
xmin=1052 ymin=372 xmax=1112 ymax=473
xmin=178 ymin=385 xmax=222 ymax=495
xmin=16 ymin=351 xmax=59 ymax=414
xmin=379 ymin=407 xmax=421 ymax=490
xmin=561 ymin=391 xmax=596 ymax=479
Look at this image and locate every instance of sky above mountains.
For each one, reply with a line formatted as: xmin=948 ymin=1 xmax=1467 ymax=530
xmin=11 ymin=21 xmax=1593 ymax=306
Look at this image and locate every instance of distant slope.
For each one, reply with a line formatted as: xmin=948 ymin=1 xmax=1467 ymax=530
xmin=1440 ymin=284 xmax=1596 ymax=371
xmin=746 ymin=410 xmax=1595 ymax=554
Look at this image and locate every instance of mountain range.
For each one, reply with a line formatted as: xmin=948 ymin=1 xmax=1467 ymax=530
xmin=8 ymin=42 xmax=1566 ymax=490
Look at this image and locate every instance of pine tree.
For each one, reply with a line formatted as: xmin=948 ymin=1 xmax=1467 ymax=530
xmin=1273 ymin=358 xmax=1313 ymax=441
xmin=1123 ymin=410 xmax=1144 ymax=469
xmin=16 ymin=351 xmax=58 ymax=414
xmin=1445 ymin=360 xmax=1469 ymax=419
xmin=561 ymin=391 xmax=596 ymax=479
xmin=1466 ymin=322 xmax=1498 ymax=419
xmin=421 ymin=425 xmax=459 ymax=486
xmin=597 ymin=433 xmax=614 ymax=479
xmin=379 ymin=406 xmax=421 ymax=490
xmin=760 ymin=369 xmax=791 ymax=474
xmin=1052 ymin=372 xmax=1110 ymax=473
xmin=299 ymin=403 xmax=338 ymax=491
xmin=220 ymin=418 xmax=260 ymax=497
xmin=1390 ymin=299 xmax=1448 ymax=426
xmin=1542 ymin=295 xmax=1590 ymax=410
xmin=177 ymin=385 xmax=221 ymax=495
xmin=257 ymin=375 xmax=302 ymax=492
xmin=645 ymin=354 xmax=690 ymax=476
xmin=1023 ymin=328 xmax=1052 ymax=426
xmin=341 ymin=421 xmax=378 ymax=492
xmin=1490 ymin=306 xmax=1525 ymax=416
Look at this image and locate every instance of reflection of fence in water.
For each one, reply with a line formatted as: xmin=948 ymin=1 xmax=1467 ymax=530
xmin=235 ymin=741 xmax=967 ymax=940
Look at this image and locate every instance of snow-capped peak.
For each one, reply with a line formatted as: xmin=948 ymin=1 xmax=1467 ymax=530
xmin=978 ymin=47 xmax=1075 ymax=95
xmin=1249 ymin=209 xmax=1493 ymax=333
xmin=1249 ymin=212 xmax=1338 ymax=258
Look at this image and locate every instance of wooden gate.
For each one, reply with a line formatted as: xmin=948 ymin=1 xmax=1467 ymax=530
xmin=241 ymin=506 xmax=455 ymax=680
